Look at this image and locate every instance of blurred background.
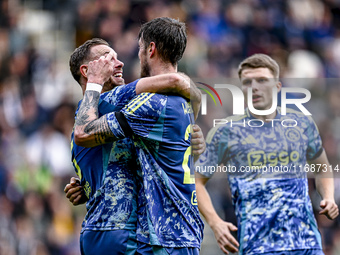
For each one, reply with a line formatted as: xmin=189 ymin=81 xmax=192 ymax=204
xmin=0 ymin=0 xmax=340 ymax=254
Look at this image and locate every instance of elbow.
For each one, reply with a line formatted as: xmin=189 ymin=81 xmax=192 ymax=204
xmin=169 ymin=73 xmax=182 ymax=89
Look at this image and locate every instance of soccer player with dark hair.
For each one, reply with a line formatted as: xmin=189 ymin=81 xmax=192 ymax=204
xmin=65 ymin=35 xmax=203 ymax=255
xmin=73 ymin=17 xmax=204 ymax=255
xmin=195 ymin=53 xmax=339 ymax=255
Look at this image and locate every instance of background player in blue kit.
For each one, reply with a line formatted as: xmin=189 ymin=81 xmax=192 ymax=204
xmin=72 ymin=17 xmax=204 ymax=255
xmin=195 ymin=54 xmax=339 ymax=255
xmin=65 ymin=37 xmax=203 ymax=255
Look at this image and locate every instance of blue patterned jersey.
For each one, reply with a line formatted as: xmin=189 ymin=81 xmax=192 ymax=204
xmin=196 ymin=108 xmax=323 ymax=254
xmin=71 ymin=81 xmax=140 ymax=232
xmin=106 ymin=93 xmax=204 ymax=248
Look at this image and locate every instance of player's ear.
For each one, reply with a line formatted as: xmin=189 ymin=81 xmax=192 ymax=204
xmin=148 ymin=42 xmax=156 ymax=58
xmin=80 ymin=64 xmax=88 ymax=78
xmin=276 ymin=81 xmax=282 ymax=93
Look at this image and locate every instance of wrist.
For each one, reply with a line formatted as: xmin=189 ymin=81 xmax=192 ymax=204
xmin=86 ymin=83 xmax=103 ymax=93
xmin=322 ymin=197 xmax=335 ymax=202
xmin=207 ymin=215 xmax=223 ymax=228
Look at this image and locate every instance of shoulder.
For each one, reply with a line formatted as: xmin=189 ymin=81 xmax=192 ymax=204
xmin=278 ymin=107 xmax=305 ymax=118
xmin=278 ymin=107 xmax=316 ymax=126
xmin=122 ymin=93 xmax=167 ymax=119
xmin=206 ymin=113 xmax=248 ymax=143
xmin=102 ymin=80 xmax=139 ymax=99
xmin=226 ymin=113 xmax=248 ymax=122
xmin=130 ymin=92 xmax=166 ymax=104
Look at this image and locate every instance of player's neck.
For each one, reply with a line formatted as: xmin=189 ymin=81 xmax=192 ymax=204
xmin=150 ymin=62 xmax=177 ymax=76
xmin=249 ymin=111 xmax=277 ymax=122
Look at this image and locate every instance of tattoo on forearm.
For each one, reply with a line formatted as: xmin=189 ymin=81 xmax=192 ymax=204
xmin=85 ymin=117 xmax=116 ymax=144
xmin=75 ymin=90 xmax=116 ymax=145
xmin=75 ymin=91 xmax=100 ymax=126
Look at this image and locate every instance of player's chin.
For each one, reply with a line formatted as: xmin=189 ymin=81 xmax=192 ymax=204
xmin=113 ymin=76 xmax=125 ymax=86
xmin=252 ymin=102 xmax=266 ymax=110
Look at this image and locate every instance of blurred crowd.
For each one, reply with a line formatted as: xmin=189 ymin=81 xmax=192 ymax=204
xmin=0 ymin=0 xmax=340 ymax=254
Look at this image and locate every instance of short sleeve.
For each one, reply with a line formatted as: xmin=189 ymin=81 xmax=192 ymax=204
xmin=106 ymin=112 xmax=128 ymax=140
xmin=305 ymin=116 xmax=323 ymax=160
xmin=120 ymin=93 xmax=168 ymax=140
xmin=101 ymin=79 xmax=139 ymax=107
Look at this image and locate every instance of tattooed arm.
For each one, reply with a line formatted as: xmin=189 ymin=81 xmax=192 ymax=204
xmin=74 ymin=90 xmax=119 ymax=147
xmin=74 ymin=51 xmax=121 ymax=147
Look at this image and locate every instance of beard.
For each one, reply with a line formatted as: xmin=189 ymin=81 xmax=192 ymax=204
xmin=102 ymin=76 xmax=124 ymax=93
xmin=140 ymin=58 xmax=151 ymax=78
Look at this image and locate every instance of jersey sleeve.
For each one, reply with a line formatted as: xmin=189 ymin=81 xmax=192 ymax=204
xmin=121 ymin=93 xmax=167 ymax=140
xmin=105 ymin=93 xmax=167 ymax=141
xmin=305 ymin=116 xmax=323 ymax=160
xmin=100 ymin=79 xmax=139 ymax=108
xmin=195 ymin=126 xmax=227 ymax=178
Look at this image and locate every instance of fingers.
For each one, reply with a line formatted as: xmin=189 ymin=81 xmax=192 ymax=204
xmin=72 ymin=195 xmax=83 ymax=206
xmin=64 ymin=177 xmax=88 ymax=206
xmin=65 ymin=186 xmax=83 ymax=199
xmin=191 ymin=125 xmax=203 ymax=141
xmin=191 ymin=125 xmax=206 ymax=156
xmin=89 ymin=51 xmax=114 ymax=68
xmin=218 ymin=235 xmax=238 ymax=254
xmin=105 ymin=51 xmax=114 ymax=60
xmin=327 ymin=208 xmax=339 ymax=220
xmin=225 ymin=222 xmax=239 ymax=251
xmin=228 ymin=222 xmax=238 ymax=231
xmin=192 ymin=126 xmax=203 ymax=138
xmin=223 ymin=236 xmax=238 ymax=252
xmin=69 ymin=190 xmax=83 ymax=202
xmin=320 ymin=200 xmax=326 ymax=208
xmin=226 ymin=233 xmax=239 ymax=250
xmin=192 ymin=124 xmax=200 ymax=132
xmin=192 ymin=145 xmax=205 ymax=156
xmin=64 ymin=184 xmax=70 ymax=193
xmin=319 ymin=201 xmax=338 ymax=215
xmin=219 ymin=245 xmax=229 ymax=255
xmin=192 ymin=141 xmax=204 ymax=150
xmin=191 ymin=133 xmax=203 ymax=142
xmin=320 ymin=208 xmax=336 ymax=219
xmin=319 ymin=200 xmax=332 ymax=214
xmin=70 ymin=191 xmax=84 ymax=205
xmin=192 ymin=147 xmax=205 ymax=156
xmin=213 ymin=221 xmax=239 ymax=254
xmin=94 ymin=54 xmax=112 ymax=65
xmin=70 ymin=177 xmax=80 ymax=185
xmin=64 ymin=177 xmax=80 ymax=193
xmin=64 ymin=183 xmax=74 ymax=193
xmin=97 ymin=51 xmax=114 ymax=61
xmin=319 ymin=200 xmax=339 ymax=220
xmin=87 ymin=53 xmax=114 ymax=84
